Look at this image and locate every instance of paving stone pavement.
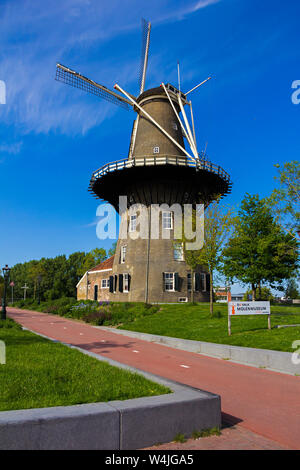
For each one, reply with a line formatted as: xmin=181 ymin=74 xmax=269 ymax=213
xmin=7 ymin=308 xmax=300 ymax=450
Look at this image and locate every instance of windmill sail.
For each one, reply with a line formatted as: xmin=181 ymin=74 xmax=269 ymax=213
xmin=55 ymin=64 xmax=132 ymax=110
xmin=138 ymin=19 xmax=151 ymax=95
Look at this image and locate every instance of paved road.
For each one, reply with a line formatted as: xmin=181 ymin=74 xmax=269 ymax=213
xmin=7 ymin=308 xmax=300 ymax=450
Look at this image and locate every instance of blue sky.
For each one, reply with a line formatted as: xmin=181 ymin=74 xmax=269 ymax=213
xmin=0 ymin=0 xmax=299 ymax=292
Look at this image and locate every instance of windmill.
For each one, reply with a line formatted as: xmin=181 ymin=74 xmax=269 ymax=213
xmin=56 ymin=19 xmax=232 ymax=303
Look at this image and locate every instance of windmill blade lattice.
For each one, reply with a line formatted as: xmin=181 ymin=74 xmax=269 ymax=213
xmin=55 ymin=64 xmax=131 ymax=110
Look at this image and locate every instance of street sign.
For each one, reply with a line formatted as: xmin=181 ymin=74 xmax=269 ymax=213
xmin=9 ymin=282 xmax=15 ymax=287
xmin=229 ymin=301 xmax=270 ymax=316
xmin=228 ymin=301 xmax=271 ymax=336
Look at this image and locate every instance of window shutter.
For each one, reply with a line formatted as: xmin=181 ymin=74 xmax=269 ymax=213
xmin=206 ymin=273 xmax=211 ymax=292
xmin=199 ymin=274 xmax=204 ymax=291
xmin=119 ymin=274 xmax=123 ymax=292
xmin=114 ymin=275 xmax=118 ymax=292
xmin=109 ymin=276 xmax=114 ymax=293
xmin=128 ymin=274 xmax=131 ymax=291
xmin=162 ymin=272 xmax=165 ymax=291
xmin=174 ymin=273 xmax=179 ymax=291
xmin=195 ymin=273 xmax=200 ymax=291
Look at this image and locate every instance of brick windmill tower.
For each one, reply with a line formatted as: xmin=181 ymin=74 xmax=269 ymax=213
xmin=56 ymin=19 xmax=231 ymax=303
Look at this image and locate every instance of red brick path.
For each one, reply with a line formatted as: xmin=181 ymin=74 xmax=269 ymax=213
xmin=8 ymin=308 xmax=300 ymax=450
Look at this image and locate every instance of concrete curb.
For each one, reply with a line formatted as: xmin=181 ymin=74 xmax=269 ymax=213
xmin=97 ymin=327 xmax=300 ymax=376
xmin=0 ymin=331 xmax=221 ymax=450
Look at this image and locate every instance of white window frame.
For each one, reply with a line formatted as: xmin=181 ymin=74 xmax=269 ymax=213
xmin=173 ymin=242 xmax=184 ymax=261
xmin=120 ymin=245 xmax=127 ymax=264
xmin=123 ymin=273 xmax=129 ymax=293
xmin=101 ymin=279 xmax=109 ymax=289
xmin=129 ymin=214 xmax=137 ymax=232
xmin=164 ymin=272 xmax=175 ymax=292
xmin=153 ymin=146 xmax=160 ymax=154
xmin=162 ymin=211 xmax=173 ymax=230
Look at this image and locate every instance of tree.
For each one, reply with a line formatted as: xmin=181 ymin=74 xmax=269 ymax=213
xmin=269 ymin=161 xmax=300 ymax=239
xmin=285 ymin=279 xmax=300 ymax=299
xmin=222 ymin=194 xmax=299 ymax=300
xmin=78 ymin=248 xmax=107 ymax=277
xmin=243 ymin=286 xmax=274 ymax=301
xmin=108 ymin=242 xmax=117 ymax=258
xmin=182 ymin=201 xmax=235 ymax=313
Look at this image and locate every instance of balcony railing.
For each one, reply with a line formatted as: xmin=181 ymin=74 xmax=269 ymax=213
xmin=90 ymin=155 xmax=231 ymax=184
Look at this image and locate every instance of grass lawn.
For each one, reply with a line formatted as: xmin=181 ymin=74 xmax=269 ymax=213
xmin=0 ymin=319 xmax=169 ymax=412
xmin=119 ymin=303 xmax=300 ymax=353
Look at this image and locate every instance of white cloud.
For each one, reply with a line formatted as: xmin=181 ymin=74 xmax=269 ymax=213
xmin=0 ymin=0 xmax=221 ymax=136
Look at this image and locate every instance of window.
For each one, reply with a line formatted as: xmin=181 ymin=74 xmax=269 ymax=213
xmin=153 ymin=146 xmax=160 ymax=154
xmin=164 ymin=272 xmax=175 ymax=291
xmin=174 ymin=242 xmax=184 ymax=261
xmin=172 ymin=122 xmax=178 ymax=130
xmin=162 ymin=211 xmax=173 ymax=230
xmin=123 ymin=273 xmax=129 ymax=292
xmin=101 ymin=279 xmax=108 ymax=289
xmin=120 ymin=245 xmax=127 ymax=264
xmin=129 ymin=214 xmax=137 ymax=232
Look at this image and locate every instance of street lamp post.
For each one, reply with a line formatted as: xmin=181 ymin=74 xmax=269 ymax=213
xmin=1 ymin=265 xmax=11 ymax=320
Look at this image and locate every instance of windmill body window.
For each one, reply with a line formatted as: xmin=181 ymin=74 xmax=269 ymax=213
xmin=162 ymin=211 xmax=173 ymax=230
xmin=164 ymin=272 xmax=175 ymax=291
xmin=153 ymin=146 xmax=160 ymax=154
xmin=129 ymin=214 xmax=137 ymax=232
xmin=172 ymin=122 xmax=178 ymax=131
xmin=121 ymin=245 xmax=127 ymax=264
xmin=123 ymin=273 xmax=129 ymax=293
xmin=174 ymin=242 xmax=184 ymax=261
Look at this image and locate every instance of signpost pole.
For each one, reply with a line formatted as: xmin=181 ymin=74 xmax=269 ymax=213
xmin=268 ymin=313 xmax=271 ymax=330
xmin=228 ymin=304 xmax=231 ymax=336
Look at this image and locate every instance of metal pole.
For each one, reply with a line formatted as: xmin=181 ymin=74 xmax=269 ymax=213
xmin=1 ymin=279 xmax=8 ymax=320
xmin=185 ymin=77 xmax=212 ymax=96
xmin=228 ymin=305 xmax=231 ymax=336
xmin=268 ymin=314 xmax=271 ymax=330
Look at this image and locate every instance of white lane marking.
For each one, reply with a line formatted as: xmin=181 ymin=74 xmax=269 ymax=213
xmin=63 ymin=327 xmax=67 ymax=330
xmin=180 ymin=365 xmax=190 ymax=369
xmin=50 ymin=322 xmax=54 ymax=325
xmin=101 ymin=340 xmax=106 ymax=343
xmin=132 ymin=350 xmax=139 ymax=353
xmin=79 ymin=333 xmax=83 ymax=336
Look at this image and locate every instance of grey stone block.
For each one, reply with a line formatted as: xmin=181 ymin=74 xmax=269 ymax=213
xmin=0 ymin=403 xmax=119 ymax=450
xmin=109 ymin=391 xmax=221 ymax=450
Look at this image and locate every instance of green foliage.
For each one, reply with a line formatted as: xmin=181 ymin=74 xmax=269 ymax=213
xmin=269 ymin=161 xmax=300 ymax=237
xmin=222 ymin=194 xmax=299 ymax=299
xmin=0 ymin=319 xmax=169 ymax=411
xmin=174 ymin=433 xmax=187 ymax=443
xmin=192 ymin=427 xmax=221 ymax=439
xmin=285 ymin=279 xmax=300 ymax=299
xmin=15 ymin=299 xmax=159 ymax=327
xmin=108 ymin=241 xmax=117 ymax=257
xmin=119 ymin=302 xmax=300 ymax=353
xmin=180 ymin=200 xmax=235 ymax=313
xmin=9 ymin=248 xmax=108 ymax=302
xmin=243 ymin=286 xmax=274 ymax=301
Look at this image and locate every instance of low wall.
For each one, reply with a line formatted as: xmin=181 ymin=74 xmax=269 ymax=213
xmin=0 ymin=343 xmax=221 ymax=450
xmin=99 ymin=327 xmax=300 ymax=376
